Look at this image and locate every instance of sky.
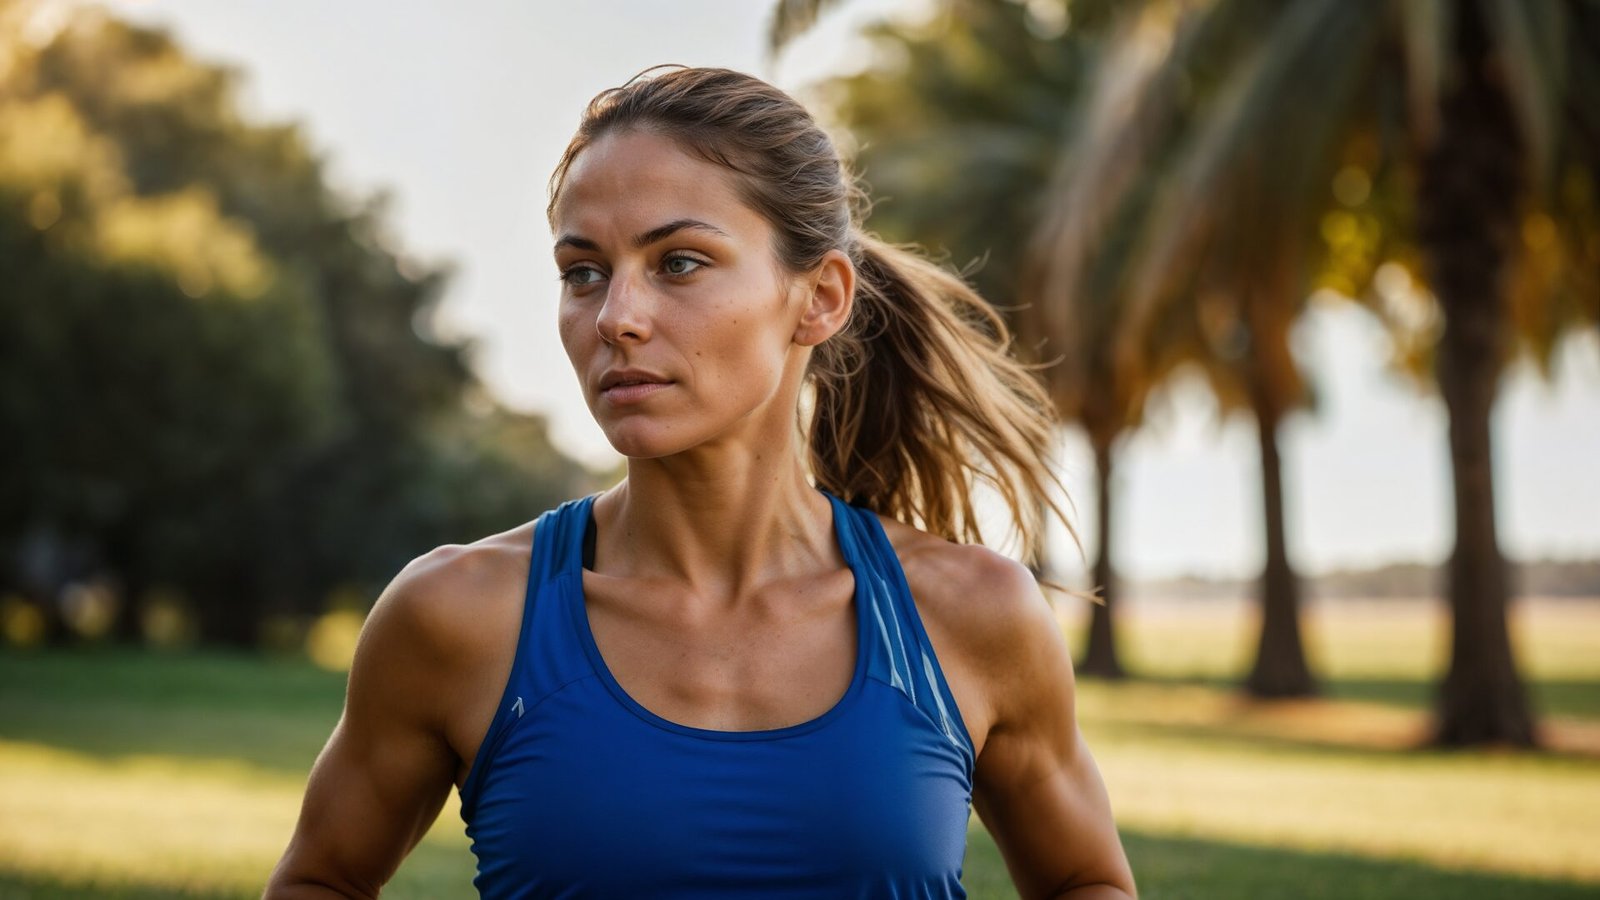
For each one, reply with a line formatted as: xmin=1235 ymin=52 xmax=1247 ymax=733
xmin=75 ymin=0 xmax=1600 ymax=580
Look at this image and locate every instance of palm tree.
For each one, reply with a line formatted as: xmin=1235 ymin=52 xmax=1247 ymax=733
xmin=1033 ymin=1 xmax=1350 ymax=698
xmin=1049 ymin=0 xmax=1600 ymax=744
xmin=783 ymin=0 xmax=1315 ymax=685
xmin=776 ymin=1 xmax=1599 ymax=728
xmin=812 ymin=0 xmax=1327 ymax=694
xmin=817 ymin=0 xmax=1170 ymax=677
xmin=1019 ymin=4 xmax=1233 ymax=680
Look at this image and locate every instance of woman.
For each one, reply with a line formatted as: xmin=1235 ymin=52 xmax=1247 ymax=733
xmin=265 ymin=67 xmax=1135 ymax=899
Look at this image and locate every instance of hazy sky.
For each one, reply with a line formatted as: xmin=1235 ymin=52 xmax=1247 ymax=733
xmin=86 ymin=0 xmax=1600 ymax=579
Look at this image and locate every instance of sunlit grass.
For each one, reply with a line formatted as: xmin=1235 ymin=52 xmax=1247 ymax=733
xmin=0 ymin=739 xmax=473 ymax=899
xmin=0 ymin=597 xmax=1595 ymax=899
xmin=1078 ymin=684 xmax=1600 ymax=882
xmin=0 ymin=741 xmax=320 ymax=891
xmin=1058 ymin=596 xmax=1600 ymax=891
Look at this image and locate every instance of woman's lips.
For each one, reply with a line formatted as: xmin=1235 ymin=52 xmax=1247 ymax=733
xmin=601 ymin=381 xmax=673 ymax=404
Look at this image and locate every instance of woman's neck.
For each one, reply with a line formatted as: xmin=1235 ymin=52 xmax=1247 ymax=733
xmin=591 ymin=448 xmax=838 ymax=603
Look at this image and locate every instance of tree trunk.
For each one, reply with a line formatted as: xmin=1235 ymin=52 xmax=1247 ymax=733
xmin=1079 ymin=437 xmax=1125 ymax=678
xmin=1419 ymin=0 xmax=1537 ymax=747
xmin=1244 ymin=400 xmax=1316 ymax=698
xmin=109 ymin=577 xmax=145 ymax=643
xmin=192 ymin=575 xmax=265 ymax=649
xmin=105 ymin=523 xmax=145 ymax=644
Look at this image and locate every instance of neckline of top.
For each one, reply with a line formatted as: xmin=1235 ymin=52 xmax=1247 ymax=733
xmin=560 ymin=488 xmax=873 ymax=742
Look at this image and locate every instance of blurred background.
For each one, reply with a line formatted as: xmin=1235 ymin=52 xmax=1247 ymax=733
xmin=1 ymin=0 xmax=1597 ymax=897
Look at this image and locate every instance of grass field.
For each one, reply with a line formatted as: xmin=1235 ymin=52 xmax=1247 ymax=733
xmin=1 ymin=596 xmax=1597 ymax=899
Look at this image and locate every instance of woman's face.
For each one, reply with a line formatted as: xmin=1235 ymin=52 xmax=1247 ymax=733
xmin=552 ymin=129 xmax=836 ymax=460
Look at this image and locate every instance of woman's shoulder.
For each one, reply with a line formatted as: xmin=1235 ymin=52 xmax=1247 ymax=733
xmin=360 ymin=521 xmax=539 ymax=673
xmin=871 ymin=513 xmax=1070 ymax=741
xmin=872 ymin=513 xmax=1058 ymax=648
xmin=330 ymin=519 xmax=544 ymax=780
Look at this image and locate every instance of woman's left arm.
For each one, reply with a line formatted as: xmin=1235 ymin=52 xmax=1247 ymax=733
xmin=962 ymin=555 xmax=1137 ymax=900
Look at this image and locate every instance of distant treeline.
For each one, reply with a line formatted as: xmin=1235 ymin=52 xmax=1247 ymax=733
xmin=1129 ymin=558 xmax=1600 ymax=601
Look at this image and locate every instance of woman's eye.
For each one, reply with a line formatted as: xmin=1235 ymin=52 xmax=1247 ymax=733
xmin=662 ymin=255 xmax=705 ymax=277
xmin=561 ymin=265 xmax=605 ymax=286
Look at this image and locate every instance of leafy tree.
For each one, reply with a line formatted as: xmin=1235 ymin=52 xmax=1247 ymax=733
xmin=1 ymin=3 xmax=594 ymax=646
xmin=1030 ymin=0 xmax=1333 ymax=697
xmin=819 ymin=0 xmax=1156 ymax=675
xmin=0 ymin=37 xmax=335 ymax=643
xmin=1047 ymin=0 xmax=1600 ymax=745
xmin=809 ymin=0 xmax=1321 ymax=688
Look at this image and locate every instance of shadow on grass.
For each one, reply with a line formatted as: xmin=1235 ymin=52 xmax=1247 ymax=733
xmin=0 ymin=647 xmax=345 ymax=775
xmin=963 ymin=825 xmax=1600 ymax=900
xmin=1125 ymin=672 xmax=1600 ymax=722
xmin=1328 ymin=677 xmax=1600 ymax=721
xmin=1085 ymin=673 xmax=1600 ymax=762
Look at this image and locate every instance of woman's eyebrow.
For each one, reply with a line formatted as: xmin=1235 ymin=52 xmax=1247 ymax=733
xmin=631 ymin=219 xmax=728 ymax=248
xmin=553 ymin=219 xmax=729 ymax=255
xmin=553 ymin=234 xmax=600 ymax=253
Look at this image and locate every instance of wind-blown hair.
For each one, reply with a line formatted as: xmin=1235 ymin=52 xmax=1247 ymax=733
xmin=549 ymin=66 xmax=1081 ymax=577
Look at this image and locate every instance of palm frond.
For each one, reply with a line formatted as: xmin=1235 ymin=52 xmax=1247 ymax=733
xmin=1113 ymin=0 xmax=1380 ymax=378
xmin=768 ymin=0 xmax=848 ymax=56
xmin=1396 ymin=0 xmax=1449 ymax=149
xmin=1483 ymin=0 xmax=1568 ymax=194
xmin=1026 ymin=2 xmax=1202 ymax=369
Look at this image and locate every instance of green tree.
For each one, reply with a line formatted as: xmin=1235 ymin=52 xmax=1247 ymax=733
xmin=1020 ymin=2 xmax=1273 ymax=683
xmin=0 ymin=36 xmax=336 ymax=643
xmin=1030 ymin=0 xmax=1338 ymax=698
xmin=819 ymin=0 xmax=1161 ymax=676
xmin=1049 ymin=0 xmax=1600 ymax=745
xmin=800 ymin=0 xmax=1320 ymax=688
xmin=1 ymin=4 xmax=594 ymax=646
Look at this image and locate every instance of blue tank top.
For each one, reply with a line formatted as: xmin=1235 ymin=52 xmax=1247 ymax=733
xmin=456 ymin=489 xmax=977 ymax=899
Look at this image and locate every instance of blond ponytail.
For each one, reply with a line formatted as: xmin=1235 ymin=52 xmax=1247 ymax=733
xmin=808 ymin=231 xmax=1081 ymax=575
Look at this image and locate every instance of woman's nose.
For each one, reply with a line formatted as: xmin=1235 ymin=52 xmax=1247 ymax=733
xmin=594 ymin=269 xmax=652 ymax=345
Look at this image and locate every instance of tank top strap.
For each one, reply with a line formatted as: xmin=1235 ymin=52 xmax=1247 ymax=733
xmin=529 ymin=493 xmax=595 ymax=584
xmin=513 ymin=494 xmax=598 ymax=694
xmin=828 ymin=494 xmax=977 ymax=770
xmin=459 ymin=494 xmax=598 ymax=819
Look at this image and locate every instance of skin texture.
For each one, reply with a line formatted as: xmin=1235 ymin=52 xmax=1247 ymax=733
xmin=263 ymin=130 xmax=1135 ymax=899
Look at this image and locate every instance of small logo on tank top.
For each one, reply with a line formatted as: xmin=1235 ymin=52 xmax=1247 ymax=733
xmin=513 ymin=696 xmax=525 ymax=718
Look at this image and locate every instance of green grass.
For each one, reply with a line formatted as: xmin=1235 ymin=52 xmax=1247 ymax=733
xmin=1 ymin=597 xmax=1597 ymax=898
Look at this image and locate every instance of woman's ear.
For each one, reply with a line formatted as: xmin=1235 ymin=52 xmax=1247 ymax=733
xmin=792 ymin=249 xmax=855 ymax=347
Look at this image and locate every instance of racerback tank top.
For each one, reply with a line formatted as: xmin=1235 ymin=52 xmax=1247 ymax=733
xmin=457 ymin=489 xmax=976 ymax=899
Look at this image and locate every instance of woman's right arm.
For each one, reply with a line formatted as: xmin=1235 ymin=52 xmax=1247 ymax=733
xmin=263 ymin=549 xmax=477 ymax=899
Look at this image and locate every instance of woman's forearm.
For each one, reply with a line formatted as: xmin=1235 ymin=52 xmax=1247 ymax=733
xmin=1055 ymin=883 xmax=1138 ymax=899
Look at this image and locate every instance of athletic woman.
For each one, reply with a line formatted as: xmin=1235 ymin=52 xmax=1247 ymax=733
xmin=264 ymin=67 xmax=1136 ymax=899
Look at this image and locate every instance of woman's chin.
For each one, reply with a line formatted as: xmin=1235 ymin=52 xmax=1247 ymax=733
xmin=601 ymin=423 xmax=693 ymax=460
xmin=597 ymin=400 xmax=769 ymax=460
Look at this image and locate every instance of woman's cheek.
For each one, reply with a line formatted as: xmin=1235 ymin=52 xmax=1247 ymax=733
xmin=557 ymin=306 xmax=595 ymax=370
xmin=725 ymin=344 xmax=787 ymax=411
